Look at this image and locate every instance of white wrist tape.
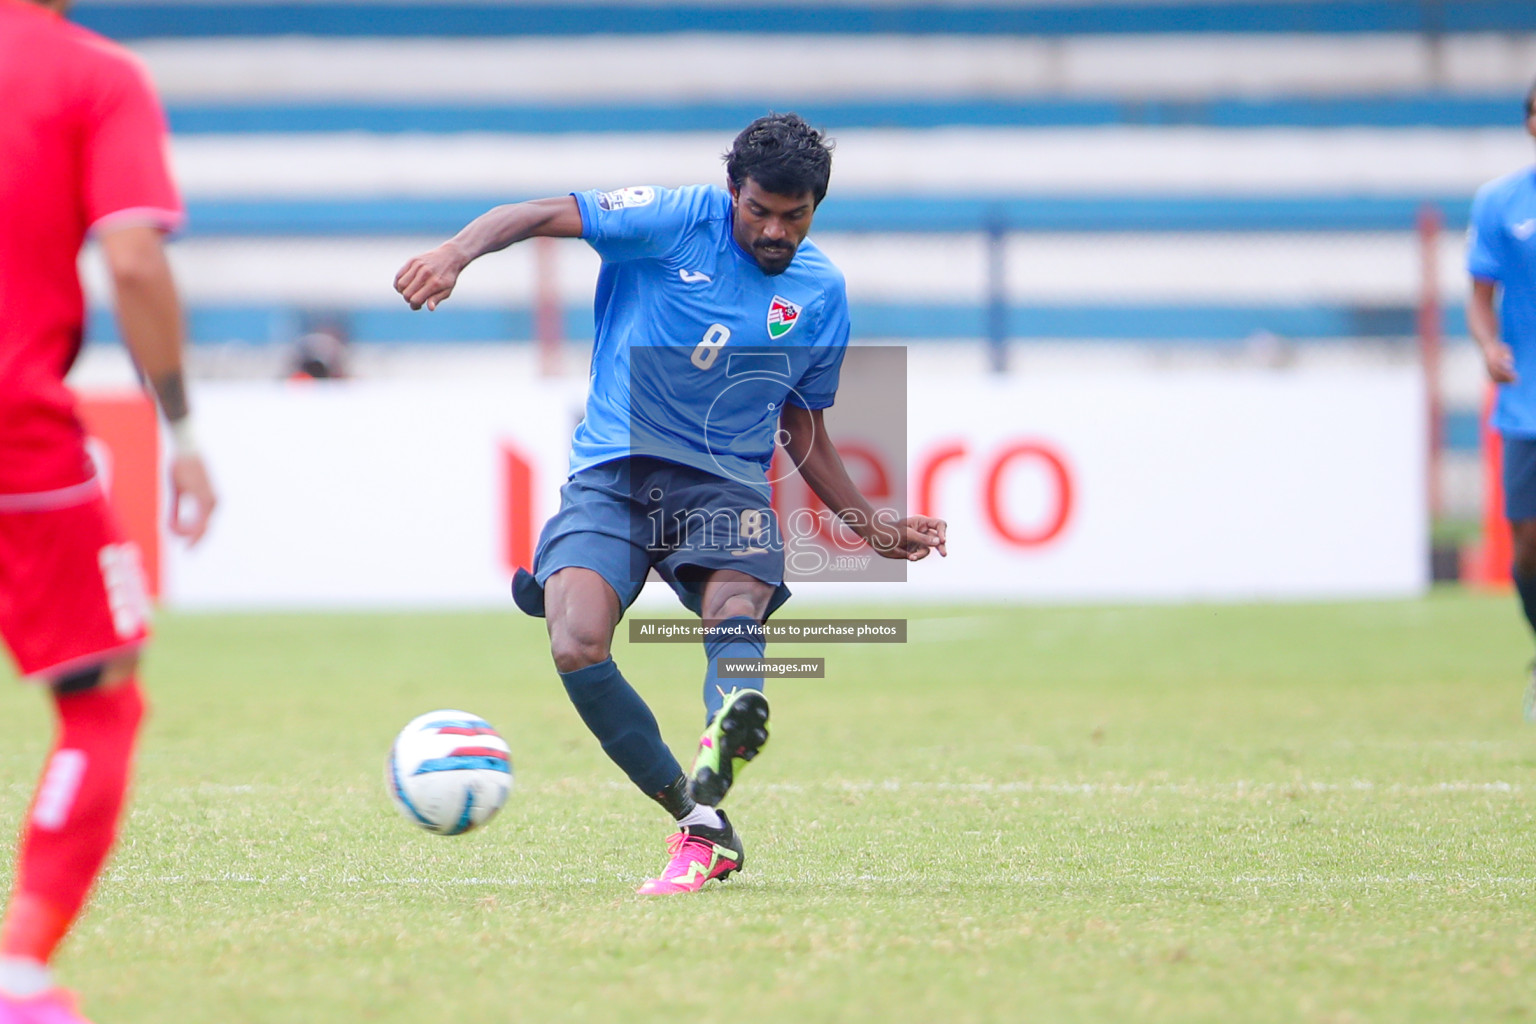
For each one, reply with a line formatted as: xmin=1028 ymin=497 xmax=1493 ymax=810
xmin=168 ymin=417 xmax=199 ymax=456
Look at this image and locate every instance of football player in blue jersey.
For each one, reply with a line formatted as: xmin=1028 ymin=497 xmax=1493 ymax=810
xmin=1468 ymin=80 xmax=1536 ymax=719
xmin=395 ymin=113 xmax=947 ymax=893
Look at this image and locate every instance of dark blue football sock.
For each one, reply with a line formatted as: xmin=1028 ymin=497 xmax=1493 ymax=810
xmin=559 ymin=658 xmax=682 ymax=798
xmin=1515 ymin=571 xmax=1536 ymax=640
xmin=703 ymin=616 xmax=767 ymax=723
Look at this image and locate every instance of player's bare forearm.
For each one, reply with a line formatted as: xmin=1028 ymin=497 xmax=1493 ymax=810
xmin=780 ymin=404 xmax=947 ymax=561
xmin=99 ymin=224 xmax=217 ymax=543
xmin=99 ymin=225 xmax=190 ymax=420
xmin=779 ymin=405 xmax=878 ymax=537
xmin=453 ymin=196 xmax=582 ymax=259
xmin=1470 ymin=278 xmax=1516 ymax=383
xmin=396 ymin=196 xmax=582 ymax=311
xmin=1469 ymin=279 xmax=1501 ymax=351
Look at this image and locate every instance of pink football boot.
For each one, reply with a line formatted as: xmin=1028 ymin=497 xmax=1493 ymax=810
xmin=636 ymin=813 xmax=744 ymax=895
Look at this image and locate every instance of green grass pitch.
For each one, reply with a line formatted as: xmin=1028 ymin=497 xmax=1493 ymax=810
xmin=1 ymin=591 xmax=1533 ymax=1022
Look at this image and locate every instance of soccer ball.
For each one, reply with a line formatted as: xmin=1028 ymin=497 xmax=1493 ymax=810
xmin=385 ymin=709 xmax=513 ymax=835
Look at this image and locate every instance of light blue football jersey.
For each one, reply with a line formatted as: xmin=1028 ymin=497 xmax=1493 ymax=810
xmin=569 ymin=184 xmax=850 ymax=494
xmin=1469 ymin=166 xmax=1536 ymax=436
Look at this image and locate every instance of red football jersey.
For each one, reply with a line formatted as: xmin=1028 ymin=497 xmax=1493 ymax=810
xmin=0 ymin=0 xmax=183 ymax=496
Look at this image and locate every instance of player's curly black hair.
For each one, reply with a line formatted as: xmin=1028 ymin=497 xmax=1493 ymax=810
xmin=723 ymin=113 xmax=834 ymax=207
xmin=1527 ymin=77 xmax=1536 ymax=118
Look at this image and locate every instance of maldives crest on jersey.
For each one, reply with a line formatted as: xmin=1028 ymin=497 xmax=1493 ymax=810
xmin=767 ymin=295 xmax=802 ymax=339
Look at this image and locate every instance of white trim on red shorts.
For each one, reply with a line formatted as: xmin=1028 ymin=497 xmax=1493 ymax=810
xmin=21 ymin=638 xmax=146 ymax=684
xmin=0 ymin=475 xmax=103 ymax=513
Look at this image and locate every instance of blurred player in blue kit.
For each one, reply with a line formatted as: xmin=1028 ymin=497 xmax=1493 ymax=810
xmin=396 ymin=114 xmax=946 ymax=893
xmin=1468 ymin=80 xmax=1536 ymax=718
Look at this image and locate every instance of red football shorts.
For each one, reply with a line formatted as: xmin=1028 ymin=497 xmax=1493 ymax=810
xmin=0 ymin=495 xmax=151 ymax=681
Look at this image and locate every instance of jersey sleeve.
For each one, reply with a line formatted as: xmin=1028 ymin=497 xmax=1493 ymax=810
xmin=1468 ymin=184 xmax=1507 ymax=283
xmin=574 ymin=184 xmax=703 ymax=263
xmin=787 ymin=280 xmax=851 ymax=411
xmin=82 ymin=54 xmax=183 ymax=235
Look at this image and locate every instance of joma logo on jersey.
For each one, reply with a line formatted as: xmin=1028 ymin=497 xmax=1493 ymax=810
xmin=767 ymin=296 xmax=801 ymax=339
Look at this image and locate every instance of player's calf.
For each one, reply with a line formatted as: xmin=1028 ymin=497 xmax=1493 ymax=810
xmin=0 ymin=668 xmax=145 ymax=1022
xmin=701 ymin=615 xmax=766 ymax=723
xmin=4 ymin=674 xmax=145 ymax=950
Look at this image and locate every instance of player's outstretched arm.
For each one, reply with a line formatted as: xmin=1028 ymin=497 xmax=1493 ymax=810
xmin=1470 ymin=278 xmax=1517 ymax=383
xmin=780 ymin=404 xmax=947 ymax=562
xmin=395 ymin=196 xmax=584 ymax=311
xmin=99 ymin=224 xmax=217 ymax=545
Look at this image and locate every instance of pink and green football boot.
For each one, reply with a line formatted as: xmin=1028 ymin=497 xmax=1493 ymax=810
xmin=635 ymin=813 xmax=744 ymax=895
xmin=689 ymin=689 xmax=770 ymax=807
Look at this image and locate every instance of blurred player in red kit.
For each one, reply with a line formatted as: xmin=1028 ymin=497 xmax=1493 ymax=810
xmin=0 ymin=0 xmax=217 ymax=1020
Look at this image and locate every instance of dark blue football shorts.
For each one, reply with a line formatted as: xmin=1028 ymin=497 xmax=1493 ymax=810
xmin=511 ymin=455 xmax=791 ymax=618
xmin=1504 ymin=435 xmax=1536 ymax=522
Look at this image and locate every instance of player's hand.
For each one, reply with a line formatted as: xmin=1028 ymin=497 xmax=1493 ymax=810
xmin=868 ymin=515 xmax=948 ymax=562
xmin=1483 ymin=342 xmax=1518 ymax=384
xmin=168 ymin=452 xmax=216 ymax=546
xmin=394 ymin=243 xmax=466 ymax=311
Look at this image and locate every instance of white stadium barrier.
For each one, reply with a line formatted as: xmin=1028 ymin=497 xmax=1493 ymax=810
xmin=159 ymin=365 xmax=1426 ymax=609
